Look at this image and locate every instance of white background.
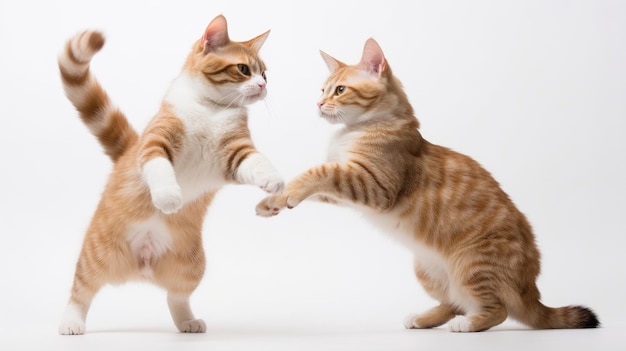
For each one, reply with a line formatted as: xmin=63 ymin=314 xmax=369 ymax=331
xmin=1 ymin=0 xmax=625 ymax=350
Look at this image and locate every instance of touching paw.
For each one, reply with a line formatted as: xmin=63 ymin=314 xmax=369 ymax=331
xmin=255 ymin=195 xmax=288 ymax=217
xmin=151 ymin=184 xmax=183 ymax=214
xmin=254 ymin=171 xmax=285 ymax=194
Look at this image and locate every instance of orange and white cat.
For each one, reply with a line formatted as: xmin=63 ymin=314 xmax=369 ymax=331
xmin=256 ymin=38 xmax=599 ymax=332
xmin=57 ymin=15 xmax=283 ymax=335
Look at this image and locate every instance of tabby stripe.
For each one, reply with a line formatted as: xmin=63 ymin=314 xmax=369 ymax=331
xmin=59 ymin=64 xmax=89 ymax=86
xmin=355 ymin=172 xmax=369 ymax=204
xmin=98 ymin=110 xmax=138 ymax=161
xmin=337 ymin=165 xmax=357 ymax=201
xmin=141 ymin=138 xmax=175 ymax=164
xmin=218 ymin=129 xmax=255 ymax=180
xmin=75 ymin=85 xmax=109 ymax=126
xmin=352 ymin=160 xmax=389 ymax=196
xmin=351 ymin=88 xmax=378 ymax=108
xmin=226 ymin=145 xmax=254 ymax=179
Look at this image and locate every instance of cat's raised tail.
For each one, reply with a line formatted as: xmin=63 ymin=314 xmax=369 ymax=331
xmin=58 ymin=30 xmax=138 ymax=162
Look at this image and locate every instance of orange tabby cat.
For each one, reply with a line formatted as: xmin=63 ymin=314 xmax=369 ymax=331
xmin=256 ymin=38 xmax=599 ymax=332
xmin=57 ymin=15 xmax=283 ymax=335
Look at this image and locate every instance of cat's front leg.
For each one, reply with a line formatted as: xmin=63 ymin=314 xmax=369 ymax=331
xmin=142 ymin=157 xmax=183 ymax=214
xmin=236 ymin=153 xmax=284 ymax=194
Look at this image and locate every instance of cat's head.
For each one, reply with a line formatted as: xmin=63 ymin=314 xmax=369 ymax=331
xmin=184 ymin=15 xmax=269 ymax=107
xmin=317 ymin=38 xmax=413 ymax=125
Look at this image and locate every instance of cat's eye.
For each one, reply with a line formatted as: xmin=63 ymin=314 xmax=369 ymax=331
xmin=335 ymin=85 xmax=346 ymax=95
xmin=237 ymin=64 xmax=251 ymax=76
xmin=261 ymin=71 xmax=267 ymax=81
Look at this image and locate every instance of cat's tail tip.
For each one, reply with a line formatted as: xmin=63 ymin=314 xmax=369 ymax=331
xmin=528 ymin=303 xmax=600 ymax=329
xmin=62 ymin=30 xmax=105 ymax=64
xmin=569 ymin=305 xmax=600 ymax=328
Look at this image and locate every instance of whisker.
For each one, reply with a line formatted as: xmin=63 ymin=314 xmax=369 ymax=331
xmin=261 ymin=95 xmax=281 ymax=121
xmin=218 ymin=91 xmax=244 ymax=110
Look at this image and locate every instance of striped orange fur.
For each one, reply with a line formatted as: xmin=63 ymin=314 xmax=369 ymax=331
xmin=58 ymin=31 xmax=138 ymax=162
xmin=256 ymin=38 xmax=599 ymax=332
xmin=57 ymin=15 xmax=283 ymax=335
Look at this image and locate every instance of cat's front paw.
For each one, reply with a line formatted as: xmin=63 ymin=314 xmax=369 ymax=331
xmin=254 ymin=171 xmax=285 ymax=194
xmin=448 ymin=316 xmax=473 ymax=332
xmin=151 ymin=185 xmax=183 ymax=214
xmin=256 ymin=195 xmax=288 ymax=217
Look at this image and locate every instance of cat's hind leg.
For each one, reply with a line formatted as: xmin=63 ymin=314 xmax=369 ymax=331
xmin=167 ymin=293 xmax=206 ymax=333
xmin=59 ymin=299 xmax=92 ymax=335
xmin=154 ymin=244 xmax=206 ymax=333
xmin=405 ymin=261 xmax=459 ymax=329
xmin=447 ymin=258 xmax=509 ymax=332
xmin=58 ymin=248 xmax=109 ymax=335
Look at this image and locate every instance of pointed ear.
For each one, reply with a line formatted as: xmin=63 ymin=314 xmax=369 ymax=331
xmin=358 ymin=38 xmax=387 ymax=78
xmin=242 ymin=30 xmax=270 ymax=52
xmin=320 ymin=50 xmax=345 ymax=73
xmin=202 ymin=15 xmax=230 ymax=54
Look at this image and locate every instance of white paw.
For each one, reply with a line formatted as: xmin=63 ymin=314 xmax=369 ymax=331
xmin=448 ymin=316 xmax=473 ymax=332
xmin=151 ymin=185 xmax=183 ymax=214
xmin=59 ymin=320 xmax=86 ymax=335
xmin=59 ymin=302 xmax=86 ymax=335
xmin=403 ymin=313 xmax=420 ymax=329
xmin=254 ymin=171 xmax=284 ymax=194
xmin=180 ymin=319 xmax=206 ymax=333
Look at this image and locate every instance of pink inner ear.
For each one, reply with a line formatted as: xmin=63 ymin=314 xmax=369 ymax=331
xmin=202 ymin=15 xmax=230 ymax=53
xmin=359 ymin=38 xmax=386 ymax=77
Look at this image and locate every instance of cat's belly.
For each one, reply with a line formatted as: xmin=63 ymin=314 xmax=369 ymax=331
xmin=362 ymin=208 xmax=479 ymax=312
xmin=126 ymin=214 xmax=173 ymax=279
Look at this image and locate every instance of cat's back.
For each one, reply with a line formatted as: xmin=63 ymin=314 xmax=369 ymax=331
xmin=387 ymin=138 xmax=533 ymax=249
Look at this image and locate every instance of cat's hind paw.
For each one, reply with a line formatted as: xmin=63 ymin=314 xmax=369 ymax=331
xmin=58 ymin=320 xmax=86 ymax=335
xmin=179 ymin=319 xmax=206 ymax=333
xmin=59 ymin=302 xmax=86 ymax=335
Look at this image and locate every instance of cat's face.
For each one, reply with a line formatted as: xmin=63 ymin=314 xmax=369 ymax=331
xmin=317 ymin=39 xmax=391 ymax=125
xmin=186 ymin=15 xmax=269 ymax=107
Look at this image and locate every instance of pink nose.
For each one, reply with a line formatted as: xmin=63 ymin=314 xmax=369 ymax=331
xmin=258 ymin=82 xmax=266 ymax=89
xmin=317 ymin=101 xmax=324 ymax=108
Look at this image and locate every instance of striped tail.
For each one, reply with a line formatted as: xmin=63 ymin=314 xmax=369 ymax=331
xmin=58 ymin=30 xmax=138 ymax=162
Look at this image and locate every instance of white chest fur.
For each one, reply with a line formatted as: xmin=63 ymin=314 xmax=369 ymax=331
xmin=164 ymin=73 xmax=249 ymax=201
xmin=327 ymin=128 xmax=364 ymax=163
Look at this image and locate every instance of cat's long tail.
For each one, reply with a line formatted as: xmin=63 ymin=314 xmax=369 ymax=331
xmin=58 ymin=30 xmax=138 ymax=162
xmin=518 ymin=299 xmax=600 ymax=329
